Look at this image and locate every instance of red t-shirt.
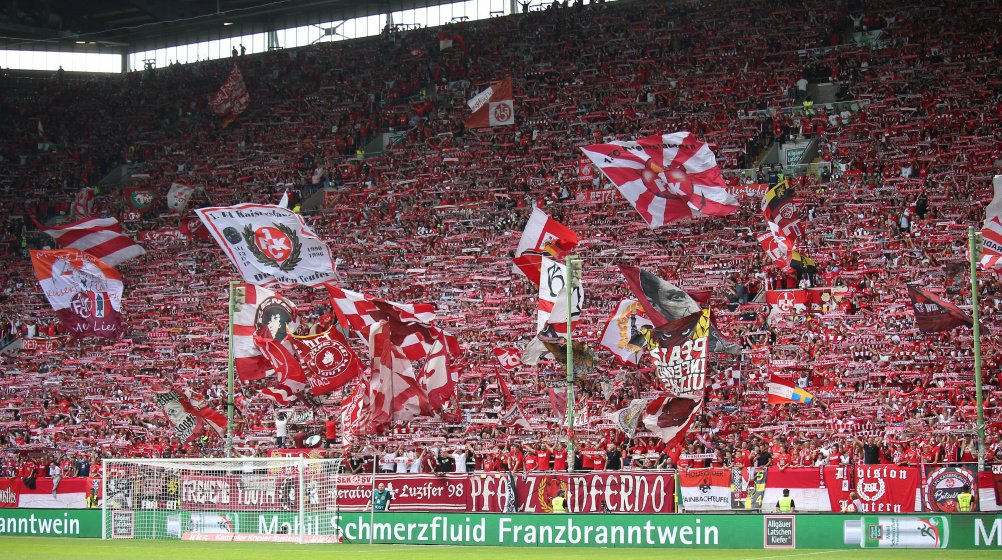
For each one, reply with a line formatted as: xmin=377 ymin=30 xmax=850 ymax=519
xmin=524 ymin=454 xmax=537 ymax=472
xmin=552 ymin=450 xmax=567 ymax=472
xmin=591 ymin=451 xmax=606 ymax=471
xmin=536 ymin=450 xmax=551 ymax=471
xmin=508 ymin=450 xmax=523 ymax=471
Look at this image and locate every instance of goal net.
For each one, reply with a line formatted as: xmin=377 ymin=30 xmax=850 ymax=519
xmin=101 ymin=457 xmax=343 ymax=543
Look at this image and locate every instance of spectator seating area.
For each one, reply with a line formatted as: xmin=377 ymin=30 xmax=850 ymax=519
xmin=1 ymin=0 xmax=1002 ymax=480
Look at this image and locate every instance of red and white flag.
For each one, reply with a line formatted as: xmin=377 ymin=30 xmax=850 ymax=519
xmin=512 ymin=207 xmax=579 ymax=286
xmin=232 ymin=283 xmax=299 ymax=382
xmin=210 ymin=64 xmax=250 ymax=125
xmin=493 ymin=347 xmax=521 ymax=371
xmin=599 ymin=299 xmax=652 ymax=364
xmin=762 ymin=179 xmax=803 ymax=243
xmin=765 ymin=289 xmax=808 ymax=315
xmin=465 ymin=77 xmax=514 ymax=129
xmin=196 ymin=203 xmax=337 ymax=287
xmin=758 ymin=231 xmax=793 ymax=269
xmin=167 ymin=182 xmax=195 ymax=213
xmin=289 ymin=328 xmax=361 ymax=395
xmin=907 ymin=284 xmax=974 ymax=333
xmin=255 ymin=335 xmax=308 ymax=405
xmin=580 ymin=132 xmax=739 ymax=228
xmin=71 ymin=187 xmax=96 ymax=220
xmin=325 ymin=284 xmax=453 ymax=360
xmin=155 ymin=391 xmax=208 ymax=442
xmin=642 ymin=394 xmax=702 ymax=446
xmin=34 ymin=217 xmax=145 ymax=267
xmin=30 ymin=249 xmax=123 ymax=339
xmin=367 ymin=320 xmax=423 ymax=429
xmin=341 ymin=377 xmax=372 ymax=443
xmin=981 ymin=175 xmax=1002 ymax=271
xmin=536 ymin=256 xmax=584 ymax=333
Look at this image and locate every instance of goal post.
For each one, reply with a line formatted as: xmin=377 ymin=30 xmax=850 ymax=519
xmin=101 ymin=457 xmax=343 ymax=543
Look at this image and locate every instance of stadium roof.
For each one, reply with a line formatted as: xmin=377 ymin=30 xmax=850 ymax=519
xmin=2 ymin=0 xmax=426 ymax=48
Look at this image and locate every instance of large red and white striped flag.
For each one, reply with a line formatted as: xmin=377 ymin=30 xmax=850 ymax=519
xmin=325 ymin=284 xmax=457 ymax=361
xmin=232 ymin=283 xmax=299 ymax=382
xmin=465 ymin=77 xmax=514 ymax=129
xmin=30 ymin=249 xmax=123 ymax=339
xmin=34 ymin=217 xmax=145 ymax=267
xmin=981 ymin=175 xmax=1002 ymax=271
xmin=580 ymin=132 xmax=739 ymax=228
xmin=210 ymin=64 xmax=250 ymax=126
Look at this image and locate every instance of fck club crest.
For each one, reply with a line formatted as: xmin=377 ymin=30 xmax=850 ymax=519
xmin=243 ymin=223 xmax=302 ymax=271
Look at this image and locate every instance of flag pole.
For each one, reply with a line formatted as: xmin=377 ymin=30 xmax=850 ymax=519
xmin=564 ymin=255 xmax=581 ymax=473
xmin=226 ymin=281 xmax=237 ymax=458
xmin=968 ymin=226 xmax=985 ymax=472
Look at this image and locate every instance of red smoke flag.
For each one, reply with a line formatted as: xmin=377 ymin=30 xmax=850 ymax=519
xmin=341 ymin=377 xmax=372 ymax=443
xmin=907 ymin=284 xmax=974 ymax=333
xmin=580 ymin=132 xmax=739 ymax=228
xmin=981 ymin=175 xmax=1002 ymax=271
xmin=465 ymin=77 xmax=514 ymax=129
xmin=210 ymin=64 xmax=250 ymax=126
xmin=232 ymin=283 xmax=299 ymax=381
xmin=289 ymin=328 xmax=361 ymax=395
xmin=512 ymin=207 xmax=579 ymax=286
xmin=34 ymin=217 xmax=145 ymax=267
xmin=367 ymin=321 xmax=423 ymax=429
xmin=30 ymin=249 xmax=123 ymax=339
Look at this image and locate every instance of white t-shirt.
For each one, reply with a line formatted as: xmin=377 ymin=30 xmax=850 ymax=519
xmin=452 ymin=452 xmax=468 ymax=473
xmin=380 ymin=453 xmax=396 ymax=471
xmin=275 ymin=419 xmax=288 ymax=438
xmin=50 ymin=465 xmax=62 ymax=478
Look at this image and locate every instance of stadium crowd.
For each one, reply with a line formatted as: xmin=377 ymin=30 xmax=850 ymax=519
xmin=1 ymin=0 xmax=1002 ymax=484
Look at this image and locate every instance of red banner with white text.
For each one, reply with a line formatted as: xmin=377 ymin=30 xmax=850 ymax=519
xmin=823 ymin=465 xmax=920 ymax=513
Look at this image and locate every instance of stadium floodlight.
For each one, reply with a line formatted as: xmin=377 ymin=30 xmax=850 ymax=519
xmin=101 ymin=457 xmax=343 ymax=543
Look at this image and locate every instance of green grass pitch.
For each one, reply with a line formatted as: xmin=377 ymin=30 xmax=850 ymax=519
xmin=3 ymin=538 xmax=1002 ymax=560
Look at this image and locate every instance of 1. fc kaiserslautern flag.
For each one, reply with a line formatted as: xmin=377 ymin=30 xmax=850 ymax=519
xmin=196 ymin=203 xmax=337 ymax=287
xmin=465 ymin=77 xmax=514 ymax=128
